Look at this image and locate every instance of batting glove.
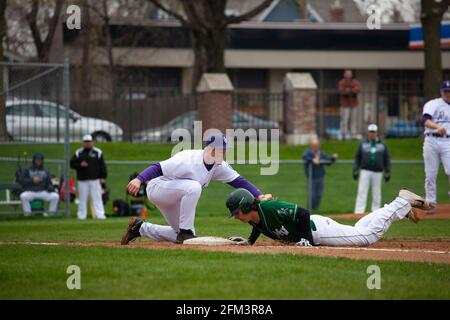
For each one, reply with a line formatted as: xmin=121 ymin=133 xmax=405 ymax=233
xmin=384 ymin=172 xmax=391 ymax=182
xmin=228 ymin=236 xmax=251 ymax=246
xmin=295 ymin=238 xmax=312 ymax=247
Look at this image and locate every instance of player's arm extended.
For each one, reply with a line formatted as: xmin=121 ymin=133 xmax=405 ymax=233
xmin=423 ymin=114 xmax=446 ymax=135
xmin=229 ymin=228 xmax=260 ymax=245
xmin=127 ymin=163 xmax=163 ymax=195
xmin=248 ymin=227 xmax=261 ymax=245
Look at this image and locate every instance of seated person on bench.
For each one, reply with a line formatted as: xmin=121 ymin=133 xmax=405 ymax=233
xmin=18 ymin=153 xmax=59 ymax=216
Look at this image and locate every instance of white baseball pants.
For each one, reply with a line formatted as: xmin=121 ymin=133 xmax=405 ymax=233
xmin=77 ymin=179 xmax=106 ymax=220
xmin=139 ymin=178 xmax=202 ymax=242
xmin=311 ymin=196 xmax=411 ymax=246
xmin=20 ymin=191 xmax=59 ymax=216
xmin=354 ymin=169 xmax=383 ymax=213
xmin=423 ymin=137 xmax=450 ymax=206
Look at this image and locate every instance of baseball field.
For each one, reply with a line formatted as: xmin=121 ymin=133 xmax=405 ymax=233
xmin=0 ymin=138 xmax=449 ymax=299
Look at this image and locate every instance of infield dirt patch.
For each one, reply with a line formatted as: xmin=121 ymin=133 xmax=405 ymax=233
xmin=3 ymin=205 xmax=449 ymax=265
xmin=5 ymin=238 xmax=449 ymax=265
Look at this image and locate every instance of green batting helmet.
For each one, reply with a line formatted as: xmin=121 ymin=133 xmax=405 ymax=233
xmin=226 ymin=188 xmax=255 ymax=217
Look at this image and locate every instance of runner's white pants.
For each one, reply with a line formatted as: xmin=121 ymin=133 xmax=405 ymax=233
xmin=423 ymin=137 xmax=450 ymax=206
xmin=20 ymin=191 xmax=59 ymax=215
xmin=354 ymin=169 xmax=382 ymax=213
xmin=77 ymin=179 xmax=106 ymax=219
xmin=311 ymin=197 xmax=411 ymax=246
xmin=139 ymin=178 xmax=202 ymax=242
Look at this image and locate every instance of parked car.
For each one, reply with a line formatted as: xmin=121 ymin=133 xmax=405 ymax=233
xmin=132 ymin=110 xmax=280 ymax=143
xmin=385 ymin=121 xmax=422 ymax=138
xmin=6 ymin=99 xmax=123 ymax=142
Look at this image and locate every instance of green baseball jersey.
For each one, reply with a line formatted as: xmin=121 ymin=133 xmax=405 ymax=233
xmin=249 ymin=199 xmax=305 ymax=243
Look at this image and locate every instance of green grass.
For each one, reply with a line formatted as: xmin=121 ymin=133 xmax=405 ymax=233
xmin=0 ymin=215 xmax=448 ymax=243
xmin=0 ymin=138 xmax=428 ymax=161
xmin=1 ymin=244 xmax=449 ymax=299
xmin=0 ymin=208 xmax=449 ymax=300
xmin=1 ymin=139 xmax=449 ymax=299
xmin=1 ymin=139 xmax=448 ymax=216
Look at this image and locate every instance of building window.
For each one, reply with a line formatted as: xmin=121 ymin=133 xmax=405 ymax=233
xmin=227 ymin=68 xmax=268 ymax=90
xmin=117 ymin=67 xmax=181 ymax=96
xmin=378 ymin=70 xmax=424 ymax=118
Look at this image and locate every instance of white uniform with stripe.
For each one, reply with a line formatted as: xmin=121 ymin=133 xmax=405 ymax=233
xmin=139 ymin=150 xmax=239 ymax=242
xmin=422 ymin=97 xmax=450 ymax=206
xmin=310 ymin=197 xmax=411 ymax=246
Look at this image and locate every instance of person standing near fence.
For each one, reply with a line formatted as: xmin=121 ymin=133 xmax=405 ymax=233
xmin=302 ymin=139 xmax=337 ymax=211
xmin=422 ymin=80 xmax=450 ymax=210
xmin=338 ymin=69 xmax=362 ymax=140
xmin=353 ymin=124 xmax=391 ymax=213
xmin=70 ymin=134 xmax=107 ymax=220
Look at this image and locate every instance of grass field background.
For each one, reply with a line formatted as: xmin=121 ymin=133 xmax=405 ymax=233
xmin=0 ymin=217 xmax=449 ymax=299
xmin=1 ymin=138 xmax=449 ymax=215
xmin=0 ymin=138 xmax=449 ymax=299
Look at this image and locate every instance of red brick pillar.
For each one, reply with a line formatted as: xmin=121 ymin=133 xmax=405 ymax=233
xmin=196 ymin=73 xmax=233 ymax=134
xmin=283 ymin=73 xmax=318 ymax=145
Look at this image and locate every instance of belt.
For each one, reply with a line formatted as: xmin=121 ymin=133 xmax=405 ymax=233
xmin=425 ymin=133 xmax=450 ymax=138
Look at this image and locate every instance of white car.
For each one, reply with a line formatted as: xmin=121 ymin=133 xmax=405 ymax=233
xmin=6 ymin=99 xmax=123 ymax=142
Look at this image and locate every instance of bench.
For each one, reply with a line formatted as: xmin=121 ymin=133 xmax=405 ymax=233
xmin=0 ymin=183 xmax=22 ymax=213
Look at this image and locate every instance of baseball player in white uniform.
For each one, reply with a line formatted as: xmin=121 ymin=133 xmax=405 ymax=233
xmin=422 ymin=80 xmax=450 ymax=208
xmin=122 ymin=133 xmax=271 ymax=244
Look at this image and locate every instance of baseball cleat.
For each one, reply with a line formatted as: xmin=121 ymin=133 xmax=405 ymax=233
xmin=121 ymin=216 xmax=143 ymax=245
xmin=399 ymin=189 xmax=431 ymax=210
xmin=405 ymin=208 xmax=420 ymax=224
xmin=176 ymin=229 xmax=196 ymax=244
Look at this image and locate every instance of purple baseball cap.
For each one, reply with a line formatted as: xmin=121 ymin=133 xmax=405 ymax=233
xmin=441 ymin=80 xmax=450 ymax=91
xmin=204 ymin=133 xmax=232 ymax=150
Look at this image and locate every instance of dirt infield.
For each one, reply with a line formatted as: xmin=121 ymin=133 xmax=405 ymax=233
xmin=2 ymin=205 xmax=449 ymax=265
xmin=4 ymin=238 xmax=449 ymax=265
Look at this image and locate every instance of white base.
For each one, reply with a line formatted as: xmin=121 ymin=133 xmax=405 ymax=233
xmin=183 ymin=236 xmax=236 ymax=246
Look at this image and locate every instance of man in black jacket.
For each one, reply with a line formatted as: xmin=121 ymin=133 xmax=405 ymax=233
xmin=70 ymin=134 xmax=107 ymax=220
xmin=19 ymin=153 xmax=59 ymax=216
xmin=353 ymin=124 xmax=391 ymax=213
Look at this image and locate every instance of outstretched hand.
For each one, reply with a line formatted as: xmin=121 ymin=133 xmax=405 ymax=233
xmin=258 ymin=194 xmax=273 ymax=200
xmin=127 ymin=178 xmax=142 ymax=196
xmin=228 ymin=236 xmax=251 ymax=246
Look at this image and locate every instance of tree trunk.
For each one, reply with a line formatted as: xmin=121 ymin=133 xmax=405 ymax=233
xmin=421 ymin=0 xmax=449 ymax=101
xmin=205 ymin=26 xmax=227 ymax=73
xmin=0 ymin=0 xmax=8 ymax=142
xmin=190 ymin=26 xmax=227 ymax=88
xmin=191 ymin=30 xmax=208 ymax=91
xmin=80 ymin=0 xmax=92 ymax=100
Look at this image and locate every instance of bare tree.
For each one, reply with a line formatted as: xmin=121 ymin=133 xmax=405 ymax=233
xmin=85 ymin=0 xmax=151 ymax=98
xmin=421 ymin=0 xmax=450 ymax=100
xmin=25 ymin=0 xmax=64 ymax=62
xmin=148 ymin=0 xmax=273 ymax=88
xmin=80 ymin=0 xmax=93 ymax=99
xmin=0 ymin=0 xmax=7 ymax=141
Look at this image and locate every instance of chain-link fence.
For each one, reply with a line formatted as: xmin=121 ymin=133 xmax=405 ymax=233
xmin=0 ymin=61 xmax=71 ymax=216
xmin=1 ymin=158 xmax=446 ymax=217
